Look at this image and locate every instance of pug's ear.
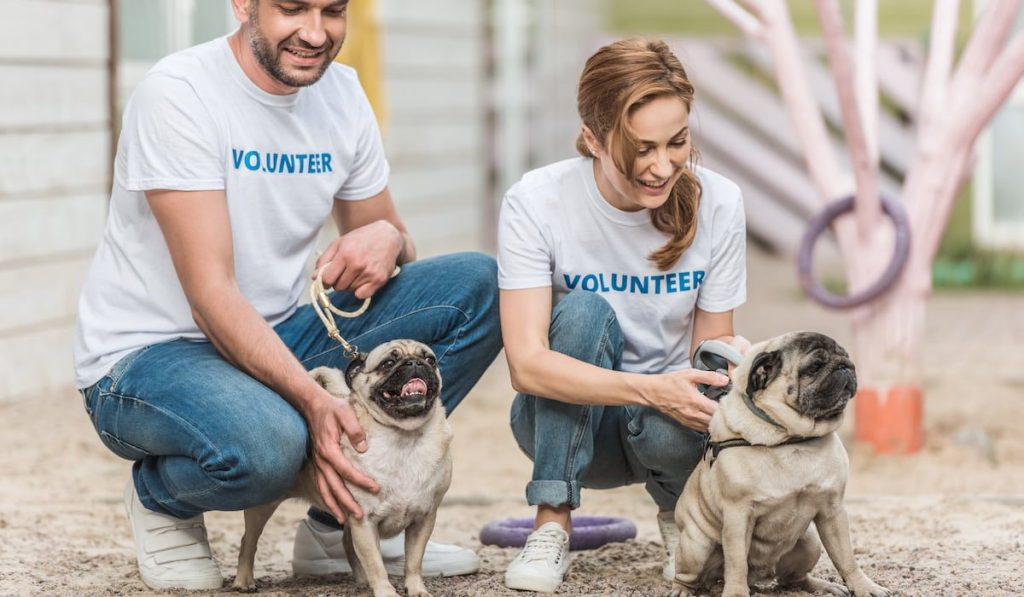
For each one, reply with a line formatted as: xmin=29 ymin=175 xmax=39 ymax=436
xmin=747 ymin=350 xmax=783 ymax=395
xmin=310 ymin=366 xmax=350 ymax=397
xmin=345 ymin=355 xmax=366 ymax=388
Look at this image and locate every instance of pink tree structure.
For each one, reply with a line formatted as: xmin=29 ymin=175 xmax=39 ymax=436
xmin=706 ymin=0 xmax=1024 ymax=452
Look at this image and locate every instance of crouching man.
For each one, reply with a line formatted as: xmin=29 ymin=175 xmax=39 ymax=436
xmin=73 ymin=0 xmax=501 ymax=589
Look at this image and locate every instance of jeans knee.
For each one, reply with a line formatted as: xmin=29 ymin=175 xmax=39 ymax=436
xmin=549 ymin=291 xmax=623 ymax=364
xmin=451 ymin=252 xmax=499 ymax=310
xmin=627 ymin=409 xmax=704 ymax=476
xmin=204 ymin=418 xmax=308 ymax=506
xmin=444 ymin=252 xmax=500 ymax=336
xmin=509 ymin=393 xmax=535 ymax=459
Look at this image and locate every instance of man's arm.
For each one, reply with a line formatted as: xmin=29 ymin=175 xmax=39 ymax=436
xmin=146 ymin=188 xmax=378 ymax=522
xmin=314 ymin=186 xmax=416 ymax=299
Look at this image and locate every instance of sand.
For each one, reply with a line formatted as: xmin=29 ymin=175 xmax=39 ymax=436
xmin=2 ymin=248 xmax=1022 ymax=596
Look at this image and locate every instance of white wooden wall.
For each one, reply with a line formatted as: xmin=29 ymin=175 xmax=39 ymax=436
xmin=0 ymin=0 xmax=607 ymax=402
xmin=0 ymin=0 xmax=110 ymax=402
xmin=377 ymin=0 xmax=605 ymax=256
xmin=377 ymin=0 xmax=488 ymax=257
xmin=528 ymin=0 xmax=607 ymax=168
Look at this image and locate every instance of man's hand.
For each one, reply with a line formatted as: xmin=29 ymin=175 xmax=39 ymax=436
xmin=643 ymin=369 xmax=730 ymax=432
xmin=313 ymin=220 xmax=404 ymax=299
xmin=304 ymin=396 xmax=379 ymax=523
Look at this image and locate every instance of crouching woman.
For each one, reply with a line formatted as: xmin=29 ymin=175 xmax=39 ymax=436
xmin=497 ymin=38 xmax=750 ymax=593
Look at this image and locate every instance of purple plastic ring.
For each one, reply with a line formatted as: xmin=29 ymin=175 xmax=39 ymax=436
xmin=479 ymin=516 xmax=637 ymax=551
xmin=798 ymin=194 xmax=911 ymax=309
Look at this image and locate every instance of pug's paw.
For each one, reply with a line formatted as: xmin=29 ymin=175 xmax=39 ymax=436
xmin=667 ymin=577 xmax=702 ymax=597
xmin=231 ymin=576 xmax=257 ymax=592
xmin=851 ymin=579 xmax=892 ymax=597
xmin=405 ymin=576 xmax=431 ymax=596
xmin=789 ymin=575 xmax=851 ymax=596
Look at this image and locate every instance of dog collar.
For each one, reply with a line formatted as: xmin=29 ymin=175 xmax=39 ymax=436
xmin=702 ymin=434 xmax=818 ymax=467
xmin=741 ymin=391 xmax=786 ymax=429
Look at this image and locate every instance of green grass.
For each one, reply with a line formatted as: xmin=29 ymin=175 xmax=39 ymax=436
xmin=609 ymin=0 xmax=974 ymax=40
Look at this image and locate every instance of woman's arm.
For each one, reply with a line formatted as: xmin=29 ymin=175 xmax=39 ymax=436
xmin=501 ymin=288 xmax=728 ymax=431
xmin=690 ymin=307 xmax=751 ymax=367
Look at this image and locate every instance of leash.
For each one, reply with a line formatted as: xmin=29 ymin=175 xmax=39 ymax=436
xmin=702 ymin=434 xmax=818 ymax=467
xmin=309 ymin=262 xmax=400 ymax=360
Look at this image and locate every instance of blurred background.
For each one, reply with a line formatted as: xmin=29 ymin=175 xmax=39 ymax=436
xmin=1 ymin=0 xmax=1022 ymax=401
xmin=2 ymin=3 xmax=1024 ymax=594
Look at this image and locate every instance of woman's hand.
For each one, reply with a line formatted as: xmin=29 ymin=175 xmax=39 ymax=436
xmin=727 ymin=335 xmax=752 ymax=366
xmin=642 ymin=369 xmax=730 ymax=432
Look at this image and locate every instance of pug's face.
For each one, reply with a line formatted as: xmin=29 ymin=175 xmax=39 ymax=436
xmin=736 ymin=332 xmax=857 ymax=431
xmin=345 ymin=340 xmax=442 ymax=423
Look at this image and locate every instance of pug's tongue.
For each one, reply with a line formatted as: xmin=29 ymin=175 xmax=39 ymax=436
xmin=401 ymin=378 xmax=428 ymax=397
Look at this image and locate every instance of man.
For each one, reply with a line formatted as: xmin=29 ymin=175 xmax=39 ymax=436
xmin=73 ymin=0 xmax=501 ymax=590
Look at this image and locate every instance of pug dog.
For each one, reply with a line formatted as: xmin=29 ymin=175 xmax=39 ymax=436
xmin=669 ymin=332 xmax=891 ymax=597
xmin=233 ymin=340 xmax=453 ymax=597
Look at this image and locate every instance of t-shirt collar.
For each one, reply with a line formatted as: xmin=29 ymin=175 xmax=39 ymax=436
xmin=221 ymin=33 xmax=302 ymax=108
xmin=579 ymin=157 xmax=651 ymax=226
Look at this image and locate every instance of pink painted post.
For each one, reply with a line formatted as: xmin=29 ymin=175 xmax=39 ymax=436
xmin=706 ymin=0 xmax=1024 ymax=453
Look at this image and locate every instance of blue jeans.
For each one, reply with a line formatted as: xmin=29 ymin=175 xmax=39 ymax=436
xmin=509 ymin=291 xmax=705 ymax=512
xmin=81 ymin=252 xmax=502 ymax=519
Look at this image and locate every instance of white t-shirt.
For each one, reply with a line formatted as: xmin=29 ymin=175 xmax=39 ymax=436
xmin=73 ymin=35 xmax=389 ymax=388
xmin=497 ymin=157 xmax=746 ymax=374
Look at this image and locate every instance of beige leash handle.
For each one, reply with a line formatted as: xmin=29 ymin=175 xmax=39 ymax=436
xmin=309 ymin=263 xmax=401 ymax=359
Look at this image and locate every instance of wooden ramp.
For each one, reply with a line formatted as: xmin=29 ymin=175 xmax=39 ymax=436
xmin=668 ymin=38 xmax=922 ymax=258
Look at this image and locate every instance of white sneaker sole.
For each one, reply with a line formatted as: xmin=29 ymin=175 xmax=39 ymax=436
xmin=504 ymin=571 xmax=564 ymax=593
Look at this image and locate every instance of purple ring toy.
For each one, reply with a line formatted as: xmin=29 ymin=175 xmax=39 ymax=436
xmin=479 ymin=516 xmax=637 ymax=551
xmin=798 ymin=193 xmax=911 ymax=309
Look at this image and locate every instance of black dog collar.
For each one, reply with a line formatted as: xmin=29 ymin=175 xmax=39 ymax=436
xmin=741 ymin=391 xmax=786 ymax=429
xmin=702 ymin=434 xmax=819 ymax=467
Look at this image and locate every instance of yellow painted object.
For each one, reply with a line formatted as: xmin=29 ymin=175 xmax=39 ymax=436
xmin=336 ymin=0 xmax=385 ymax=131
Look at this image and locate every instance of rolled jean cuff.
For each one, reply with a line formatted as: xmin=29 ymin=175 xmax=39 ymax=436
xmin=526 ymin=480 xmax=581 ymax=510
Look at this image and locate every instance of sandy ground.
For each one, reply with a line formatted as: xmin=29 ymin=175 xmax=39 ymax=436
xmin=2 ymin=247 xmax=1023 ymax=596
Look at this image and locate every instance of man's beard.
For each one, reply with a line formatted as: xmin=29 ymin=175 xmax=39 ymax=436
xmin=247 ymin=9 xmax=338 ymax=88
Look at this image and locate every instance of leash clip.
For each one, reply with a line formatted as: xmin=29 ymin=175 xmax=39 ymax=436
xmin=309 ymin=262 xmax=400 ymax=360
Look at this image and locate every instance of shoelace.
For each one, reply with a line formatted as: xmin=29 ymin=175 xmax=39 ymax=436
xmin=146 ymin=516 xmax=210 ymax=559
xmin=519 ymin=529 xmax=567 ymax=564
xmin=154 ymin=520 xmax=205 ymax=536
xmin=657 ymin=518 xmax=677 ymax=560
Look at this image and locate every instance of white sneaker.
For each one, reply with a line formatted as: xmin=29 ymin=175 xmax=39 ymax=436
xmin=504 ymin=522 xmax=571 ymax=593
xmin=291 ymin=517 xmax=480 ymax=577
xmin=123 ymin=481 xmax=222 ymax=590
xmin=657 ymin=510 xmax=679 ymax=581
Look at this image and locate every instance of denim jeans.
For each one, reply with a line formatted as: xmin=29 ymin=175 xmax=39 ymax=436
xmin=509 ymin=290 xmax=706 ymax=512
xmin=81 ymin=252 xmax=502 ymax=519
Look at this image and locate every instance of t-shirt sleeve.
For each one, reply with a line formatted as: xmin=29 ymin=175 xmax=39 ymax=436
xmin=115 ymin=75 xmax=225 ymax=192
xmin=497 ymin=186 xmax=553 ymax=290
xmin=696 ymin=188 xmax=747 ymax=312
xmin=335 ymin=82 xmax=390 ymax=200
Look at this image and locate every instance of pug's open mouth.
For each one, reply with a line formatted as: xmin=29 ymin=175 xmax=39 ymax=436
xmin=373 ymin=365 xmax=439 ymax=418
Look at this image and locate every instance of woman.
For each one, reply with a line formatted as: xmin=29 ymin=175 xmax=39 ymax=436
xmin=497 ymin=38 xmax=750 ymax=592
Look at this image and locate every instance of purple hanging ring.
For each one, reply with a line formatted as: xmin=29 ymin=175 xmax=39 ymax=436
xmin=797 ymin=194 xmax=911 ymax=309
